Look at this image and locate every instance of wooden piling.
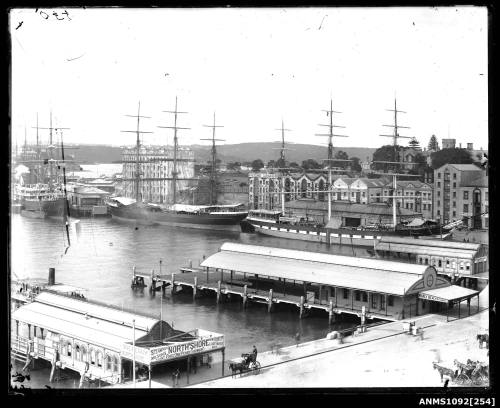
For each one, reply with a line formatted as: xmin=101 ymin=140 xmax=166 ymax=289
xmin=268 ymin=289 xmax=273 ymax=313
xmin=299 ymin=296 xmax=305 ymax=319
xmin=217 ymin=281 xmax=222 ymax=303
xmin=150 ymin=269 xmax=155 ymax=292
xmin=328 ymin=300 xmax=334 ymax=324
xmin=193 ymin=276 xmax=198 ymax=300
xmin=243 ymin=285 xmax=248 ymax=308
xmin=171 ymin=273 xmax=176 ymax=295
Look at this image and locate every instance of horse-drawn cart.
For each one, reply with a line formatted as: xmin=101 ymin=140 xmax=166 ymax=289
xmin=432 ymin=360 xmax=489 ymax=386
xmin=228 ymin=353 xmax=261 ymax=377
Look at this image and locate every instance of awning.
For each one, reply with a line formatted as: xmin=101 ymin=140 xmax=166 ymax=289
xmin=375 ymin=242 xmax=477 ymax=259
xmin=418 ymin=286 xmax=479 ymax=303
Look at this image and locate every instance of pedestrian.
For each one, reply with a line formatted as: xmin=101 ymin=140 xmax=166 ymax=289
xmin=174 ymin=368 xmax=180 ymax=387
xmin=295 ymin=332 xmax=301 ymax=347
xmin=252 ymin=345 xmax=258 ymax=363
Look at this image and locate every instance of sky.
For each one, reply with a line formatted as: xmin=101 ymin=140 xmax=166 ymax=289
xmin=10 ymin=7 xmax=489 ymax=151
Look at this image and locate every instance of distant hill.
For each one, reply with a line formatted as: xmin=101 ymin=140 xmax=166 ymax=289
xmin=69 ymin=143 xmax=376 ymax=165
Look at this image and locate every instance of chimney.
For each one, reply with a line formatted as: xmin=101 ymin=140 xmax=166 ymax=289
xmin=48 ymin=267 xmax=55 ymax=285
xmin=459 ymin=143 xmax=462 ymax=148
xmin=467 ymin=143 xmax=473 ymax=150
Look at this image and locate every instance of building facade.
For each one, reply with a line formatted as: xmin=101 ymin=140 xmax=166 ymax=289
xmin=122 ymin=145 xmax=195 ymax=204
xmin=433 ymin=163 xmax=487 ymax=229
xmin=381 ymin=180 xmax=434 ymax=219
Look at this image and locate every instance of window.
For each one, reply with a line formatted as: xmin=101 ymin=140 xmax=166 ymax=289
xmin=463 ymin=204 xmax=469 ymax=213
xmin=343 ymin=289 xmax=349 ymax=299
xmin=388 ymin=296 xmax=394 ymax=307
xmin=90 ymin=349 xmax=96 ymax=365
xmin=453 ymin=173 xmax=457 ymax=179
xmin=466 ymin=263 xmax=470 ymax=271
xmin=97 ymin=351 xmax=103 ymax=368
xmin=437 ymin=182 xmax=441 ymax=188
xmin=453 ymin=182 xmax=457 ymax=188
xmin=453 ymin=211 xmax=456 ymax=217
xmin=76 ymin=345 xmax=81 ymax=361
xmin=437 ymin=201 xmax=440 ymax=207
xmin=355 ymin=291 xmax=360 ymax=301
xmin=106 ymin=355 xmax=112 ymax=371
xmin=446 ymin=260 xmax=450 ymax=267
xmin=453 ymin=201 xmax=456 ymax=208
xmin=437 ymin=191 xmax=441 ymax=197
xmin=67 ymin=342 xmax=72 ymax=357
xmin=438 ymin=173 xmax=441 ymax=178
xmin=371 ymin=295 xmax=377 ymax=309
xmin=438 ymin=260 xmax=442 ymax=268
xmin=362 ymin=292 xmax=368 ymax=302
xmin=485 ymin=218 xmax=489 ymax=228
xmin=464 ymin=191 xmax=469 ymax=200
xmin=424 ymin=258 xmax=429 ymax=265
xmin=380 ymin=295 xmax=385 ymax=310
xmin=113 ymin=356 xmax=119 ymax=373
xmin=453 ymin=191 xmax=456 ymax=198
xmin=459 ymin=262 xmax=464 ymax=271
xmin=81 ymin=346 xmax=87 ymax=362
xmin=437 ymin=210 xmax=440 ymax=216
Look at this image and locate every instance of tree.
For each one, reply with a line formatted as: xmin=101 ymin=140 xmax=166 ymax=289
xmin=408 ymin=137 xmax=421 ymax=149
xmin=276 ymin=158 xmax=286 ymax=169
xmin=289 ymin=162 xmax=300 ymax=168
xmin=301 ymin=158 xmax=321 ymax=170
xmin=371 ymin=145 xmax=403 ymax=171
xmin=334 ymin=150 xmax=350 ymax=169
xmin=226 ymin=161 xmax=241 ymax=171
xmin=350 ymin=157 xmax=362 ymax=172
xmin=267 ymin=159 xmax=276 ymax=168
xmin=251 ymin=159 xmax=264 ymax=171
xmin=428 ymin=134 xmax=439 ymax=151
xmin=430 ymin=148 xmax=475 ymax=169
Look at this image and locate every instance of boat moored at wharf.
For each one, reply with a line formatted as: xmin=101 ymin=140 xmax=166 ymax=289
xmin=241 ymin=207 xmax=441 ymax=248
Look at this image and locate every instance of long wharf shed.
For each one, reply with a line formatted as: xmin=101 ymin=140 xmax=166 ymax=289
xmin=196 ymin=243 xmax=479 ymax=321
xmin=11 ymin=292 xmax=224 ymax=386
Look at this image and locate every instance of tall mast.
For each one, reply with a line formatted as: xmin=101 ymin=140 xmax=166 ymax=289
xmin=201 ymin=112 xmax=224 ymax=205
xmin=315 ymin=98 xmax=349 ymax=220
xmin=121 ymin=101 xmax=153 ymax=202
xmin=158 ymin=96 xmax=189 ymax=204
xmin=376 ymin=97 xmax=413 ymax=228
xmin=275 ymin=119 xmax=292 ymax=163
xmin=36 ymin=112 xmax=70 ymax=188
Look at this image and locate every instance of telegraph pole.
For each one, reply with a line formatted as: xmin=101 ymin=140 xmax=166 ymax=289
xmin=201 ymin=112 xmax=224 ymax=205
xmin=121 ymin=102 xmax=153 ymax=202
xmin=158 ymin=96 xmax=190 ymax=205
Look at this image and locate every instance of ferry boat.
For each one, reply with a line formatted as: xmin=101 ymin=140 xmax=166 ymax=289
xmin=240 ymin=208 xmax=441 ymax=247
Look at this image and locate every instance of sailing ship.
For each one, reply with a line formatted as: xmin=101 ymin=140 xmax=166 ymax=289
xmin=13 ymin=114 xmax=71 ymax=218
xmin=240 ymin=99 xmax=441 ymax=246
xmin=106 ymin=100 xmax=248 ymax=231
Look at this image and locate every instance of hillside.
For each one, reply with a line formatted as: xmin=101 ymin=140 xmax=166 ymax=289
xmin=69 ymin=143 xmax=376 ymax=164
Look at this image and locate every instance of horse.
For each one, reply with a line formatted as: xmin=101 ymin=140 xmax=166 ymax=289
xmin=433 ymin=362 xmax=458 ymax=383
xmin=228 ymin=361 xmax=246 ymax=378
xmin=476 ymin=333 xmax=489 ymax=349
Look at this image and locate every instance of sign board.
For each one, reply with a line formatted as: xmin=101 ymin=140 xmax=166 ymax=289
xmin=306 ymin=291 xmax=315 ymax=303
xmin=121 ymin=334 xmax=225 ymax=365
xmin=418 ymin=292 xmax=446 ymax=303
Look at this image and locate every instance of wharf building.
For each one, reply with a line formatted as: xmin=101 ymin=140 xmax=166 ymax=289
xmin=121 ymin=145 xmax=195 ymax=204
xmin=433 ymin=163 xmax=488 ymax=229
xmin=164 ymin=243 xmax=481 ymax=323
xmin=11 ymin=291 xmax=225 ymax=387
xmin=66 ymin=184 xmax=110 ymax=216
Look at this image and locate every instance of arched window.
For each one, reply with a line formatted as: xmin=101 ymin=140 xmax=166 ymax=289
xmin=75 ymin=345 xmax=81 ymax=361
xmin=318 ymin=179 xmax=325 ymax=201
xmin=106 ymin=354 xmax=112 ymax=371
xmin=67 ymin=342 xmax=72 ymax=357
xmin=97 ymin=351 xmax=103 ymax=368
xmin=81 ymin=346 xmax=87 ymax=362
xmin=113 ymin=356 xmax=119 ymax=373
xmin=90 ymin=348 xmax=96 ymax=365
xmin=301 ymin=179 xmax=307 ymax=198
xmin=284 ymin=178 xmax=291 ymax=202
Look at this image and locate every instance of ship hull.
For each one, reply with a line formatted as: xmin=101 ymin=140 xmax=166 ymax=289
xmin=245 ymin=219 xmax=442 ymax=248
xmin=21 ymin=198 xmax=66 ymax=217
xmin=108 ymin=204 xmax=248 ymax=232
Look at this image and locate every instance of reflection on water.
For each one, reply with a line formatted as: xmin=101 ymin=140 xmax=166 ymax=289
xmin=10 ymin=214 xmax=369 ymax=368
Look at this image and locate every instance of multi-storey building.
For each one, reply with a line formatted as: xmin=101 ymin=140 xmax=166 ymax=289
xmin=433 ymin=163 xmax=487 ymax=228
xmin=382 ymin=180 xmax=433 ymax=219
xmin=121 ymin=145 xmax=195 ymax=204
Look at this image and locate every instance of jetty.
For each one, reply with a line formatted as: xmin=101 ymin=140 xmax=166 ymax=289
xmin=136 ymin=243 xmax=481 ymax=324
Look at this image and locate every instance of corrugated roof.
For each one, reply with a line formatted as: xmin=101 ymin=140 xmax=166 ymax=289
xmin=375 ymin=242 xmax=477 ymax=259
xmin=200 ymin=243 xmax=426 ymax=295
xmin=12 ymin=302 xmax=149 ymax=351
xmin=218 ymin=242 xmax=429 ymax=274
xmin=419 ymin=285 xmax=478 ymax=302
xmin=379 ymin=236 xmax=482 ymax=250
xmin=35 ymin=292 xmax=158 ymax=332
